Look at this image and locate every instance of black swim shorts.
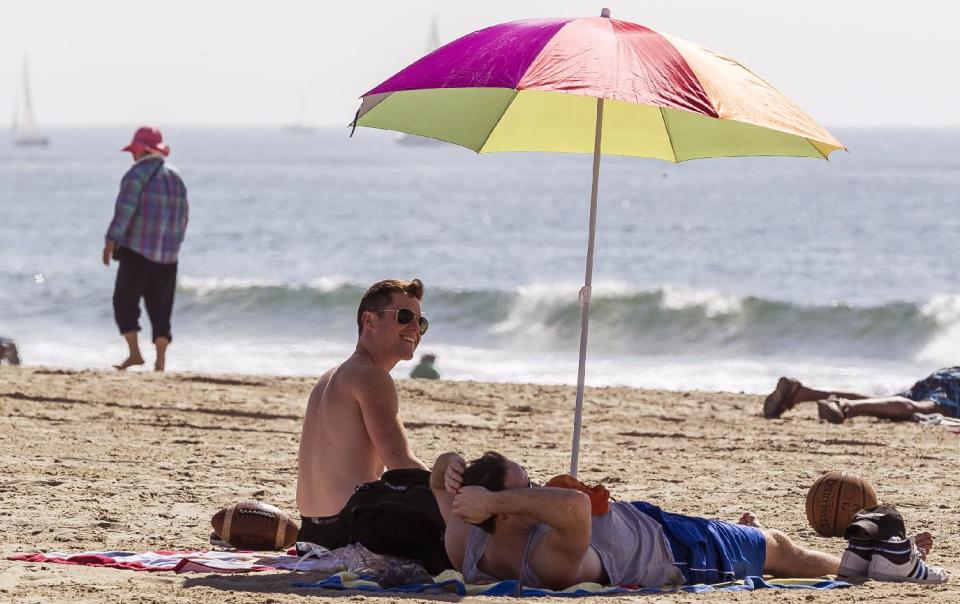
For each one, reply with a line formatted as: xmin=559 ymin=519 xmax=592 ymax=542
xmin=295 ymin=514 xmax=351 ymax=555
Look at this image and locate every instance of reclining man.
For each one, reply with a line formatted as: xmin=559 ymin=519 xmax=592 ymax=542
xmin=762 ymin=367 xmax=960 ymax=424
xmin=296 ymin=279 xmax=430 ymax=551
xmin=430 ymin=451 xmax=946 ymax=589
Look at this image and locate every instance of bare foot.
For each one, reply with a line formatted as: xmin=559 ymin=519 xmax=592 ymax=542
xmin=154 ymin=357 xmax=165 ymax=372
xmin=915 ymin=531 xmax=934 ymax=560
xmin=113 ymin=355 xmax=145 ymax=370
xmin=762 ymin=377 xmax=801 ymax=419
xmin=737 ymin=512 xmax=761 ymax=528
xmin=817 ymin=398 xmax=848 ymax=423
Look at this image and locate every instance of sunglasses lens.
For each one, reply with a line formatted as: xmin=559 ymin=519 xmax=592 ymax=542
xmin=390 ymin=308 xmax=428 ymax=335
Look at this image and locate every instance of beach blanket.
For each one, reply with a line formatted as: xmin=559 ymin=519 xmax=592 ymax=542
xmin=914 ymin=412 xmax=960 ymax=433
xmin=7 ymin=550 xmax=320 ymax=574
xmin=297 ymin=569 xmax=852 ymax=596
xmin=9 ymin=549 xmax=852 ymax=595
xmin=7 ymin=543 xmax=424 ymax=576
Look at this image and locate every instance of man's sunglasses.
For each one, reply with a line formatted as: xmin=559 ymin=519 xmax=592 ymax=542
xmin=379 ymin=308 xmax=429 ymax=335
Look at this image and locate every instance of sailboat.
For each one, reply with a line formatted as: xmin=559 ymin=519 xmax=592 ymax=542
xmin=281 ymin=84 xmax=315 ymax=134
xmin=11 ymin=56 xmax=50 ymax=146
xmin=396 ymin=17 xmax=445 ymax=147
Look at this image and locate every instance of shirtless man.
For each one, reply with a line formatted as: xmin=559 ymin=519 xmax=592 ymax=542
xmin=296 ymin=278 xmax=429 ymax=549
xmin=430 ymin=452 xmax=946 ymax=589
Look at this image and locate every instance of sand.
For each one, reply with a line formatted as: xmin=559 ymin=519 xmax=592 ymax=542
xmin=1 ymin=366 xmax=958 ymax=602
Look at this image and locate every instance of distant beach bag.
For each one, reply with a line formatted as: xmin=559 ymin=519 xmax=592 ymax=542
xmin=338 ymin=468 xmax=452 ymax=574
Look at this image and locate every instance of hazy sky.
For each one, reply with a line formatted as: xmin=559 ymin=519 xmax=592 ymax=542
xmin=2 ymin=0 xmax=957 ymax=128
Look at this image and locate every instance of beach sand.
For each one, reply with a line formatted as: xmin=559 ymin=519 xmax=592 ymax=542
xmin=1 ymin=366 xmax=958 ymax=602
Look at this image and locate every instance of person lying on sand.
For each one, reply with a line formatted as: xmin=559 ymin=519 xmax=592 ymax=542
xmin=430 ymin=451 xmax=947 ymax=589
xmin=762 ymin=366 xmax=960 ymax=424
xmin=0 ymin=337 xmax=20 ymax=365
xmin=296 ymin=279 xmax=430 ymax=551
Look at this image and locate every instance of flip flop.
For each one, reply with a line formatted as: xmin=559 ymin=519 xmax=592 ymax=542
xmin=817 ymin=399 xmax=847 ymax=424
xmin=762 ymin=377 xmax=801 ymax=418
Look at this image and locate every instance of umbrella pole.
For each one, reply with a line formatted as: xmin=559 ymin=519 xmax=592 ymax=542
xmin=570 ymin=97 xmax=604 ymax=477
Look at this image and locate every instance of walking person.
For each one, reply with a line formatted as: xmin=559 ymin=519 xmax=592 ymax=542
xmin=102 ymin=126 xmax=189 ymax=371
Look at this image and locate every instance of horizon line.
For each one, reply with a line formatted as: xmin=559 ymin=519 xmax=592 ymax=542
xmin=7 ymin=123 xmax=960 ymax=131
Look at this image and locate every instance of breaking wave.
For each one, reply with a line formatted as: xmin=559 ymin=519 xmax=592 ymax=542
xmin=174 ymin=278 xmax=958 ymax=362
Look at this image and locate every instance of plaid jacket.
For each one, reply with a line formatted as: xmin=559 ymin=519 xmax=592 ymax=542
xmin=105 ymin=155 xmax=189 ymax=264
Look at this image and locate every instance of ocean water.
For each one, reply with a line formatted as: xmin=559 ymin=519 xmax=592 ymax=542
xmin=1 ymin=126 xmax=958 ymax=395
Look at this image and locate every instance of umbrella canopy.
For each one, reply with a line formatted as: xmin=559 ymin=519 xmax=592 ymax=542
xmin=354 ymin=15 xmax=844 ymax=160
xmin=352 ymin=11 xmax=844 ymax=475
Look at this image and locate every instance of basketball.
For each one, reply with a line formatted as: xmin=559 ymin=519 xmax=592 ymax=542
xmin=805 ymin=470 xmax=878 ymax=537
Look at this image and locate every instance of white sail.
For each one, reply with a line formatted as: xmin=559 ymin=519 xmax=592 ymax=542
xmin=426 ymin=15 xmax=441 ymax=53
xmin=396 ymin=17 xmax=445 ymax=147
xmin=12 ymin=56 xmax=50 ymax=146
xmin=281 ymin=84 xmax=315 ymax=134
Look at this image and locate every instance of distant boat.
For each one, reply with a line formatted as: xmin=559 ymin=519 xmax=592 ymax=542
xmin=282 ymin=123 xmax=315 ymax=135
xmin=423 ymin=14 xmax=441 ymax=55
xmin=396 ymin=17 xmax=445 ymax=147
xmin=11 ymin=56 xmax=49 ymax=147
xmin=281 ymin=85 xmax=315 ymax=134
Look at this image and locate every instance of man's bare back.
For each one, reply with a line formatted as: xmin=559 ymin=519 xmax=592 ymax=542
xmin=297 ymin=354 xmax=416 ymax=516
xmin=296 ymin=282 xmax=428 ymax=522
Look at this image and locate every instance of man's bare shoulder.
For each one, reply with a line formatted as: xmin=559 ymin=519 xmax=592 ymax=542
xmin=307 ymin=367 xmax=336 ymax=401
xmin=308 ymin=355 xmax=395 ymax=405
xmin=334 ymin=355 xmax=396 ymax=396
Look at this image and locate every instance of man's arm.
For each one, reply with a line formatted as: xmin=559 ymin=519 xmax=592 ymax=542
xmin=430 ymin=452 xmax=470 ymax=569
xmin=103 ymin=175 xmax=142 ymax=265
xmin=454 ymin=486 xmax=592 ymax=566
xmin=429 ymin=452 xmax=466 ymax=522
xmin=353 ymin=368 xmax=426 ymax=470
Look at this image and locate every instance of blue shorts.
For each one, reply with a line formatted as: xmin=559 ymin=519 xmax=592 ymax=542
xmin=632 ymin=502 xmax=766 ymax=585
xmin=899 ymin=366 xmax=960 ymax=418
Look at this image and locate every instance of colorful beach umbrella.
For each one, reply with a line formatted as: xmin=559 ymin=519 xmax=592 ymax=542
xmin=352 ymin=9 xmax=845 ymax=475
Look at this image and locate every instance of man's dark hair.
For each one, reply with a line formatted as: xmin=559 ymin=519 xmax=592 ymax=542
xmin=461 ymin=451 xmax=509 ymax=533
xmin=357 ymin=278 xmax=424 ymax=336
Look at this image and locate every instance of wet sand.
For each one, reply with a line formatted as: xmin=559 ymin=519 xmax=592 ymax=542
xmin=1 ymin=366 xmax=958 ymax=602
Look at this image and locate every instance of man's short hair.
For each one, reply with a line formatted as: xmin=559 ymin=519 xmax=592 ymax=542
xmin=462 ymin=451 xmax=509 ymax=533
xmin=357 ymin=278 xmax=424 ymax=336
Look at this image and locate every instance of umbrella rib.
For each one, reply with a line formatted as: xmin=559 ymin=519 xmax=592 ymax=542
xmin=477 ymin=89 xmax=520 ymax=153
xmin=659 ymin=107 xmax=679 ymax=163
xmin=805 ymin=137 xmax=829 ymax=160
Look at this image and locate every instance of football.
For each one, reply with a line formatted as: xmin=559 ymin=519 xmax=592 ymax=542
xmin=805 ymin=470 xmax=878 ymax=538
xmin=210 ymin=501 xmax=299 ymax=550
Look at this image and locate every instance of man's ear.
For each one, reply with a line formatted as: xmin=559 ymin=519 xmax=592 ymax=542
xmin=361 ymin=310 xmax=377 ymax=331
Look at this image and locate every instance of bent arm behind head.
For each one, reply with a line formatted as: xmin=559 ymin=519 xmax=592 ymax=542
xmin=431 ymin=452 xmax=470 ymax=570
xmin=455 ymin=486 xmax=592 ymax=571
xmin=457 ymin=486 xmax=591 ymax=537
